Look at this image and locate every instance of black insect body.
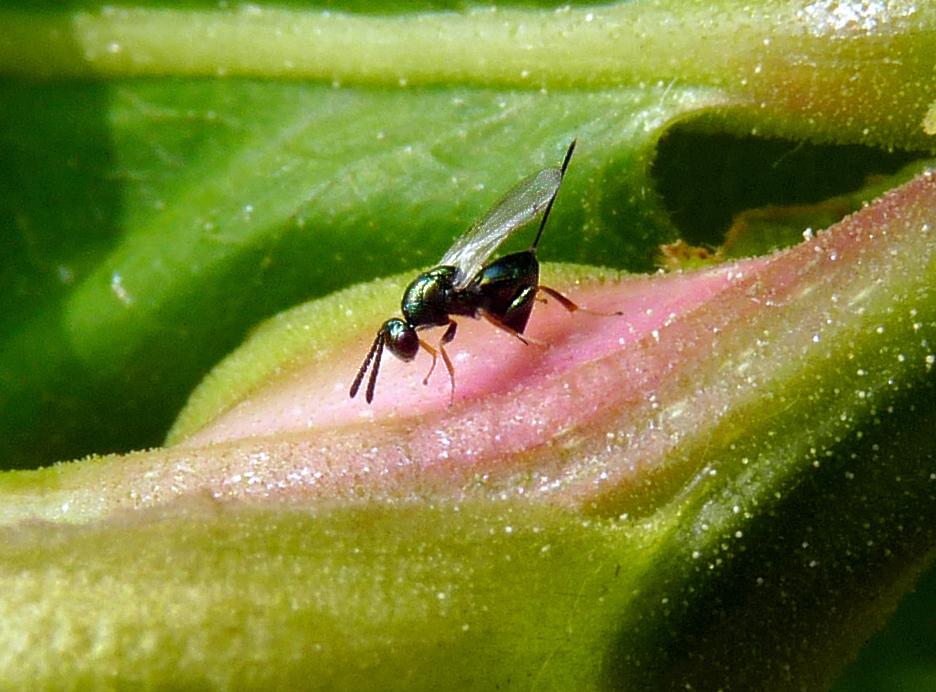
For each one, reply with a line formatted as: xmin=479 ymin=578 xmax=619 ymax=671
xmin=350 ymin=140 xmax=589 ymax=405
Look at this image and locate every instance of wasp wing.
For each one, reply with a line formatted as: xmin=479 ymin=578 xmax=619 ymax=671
xmin=440 ymin=166 xmax=563 ymax=289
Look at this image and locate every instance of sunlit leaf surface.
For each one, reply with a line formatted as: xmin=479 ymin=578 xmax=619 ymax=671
xmin=0 ymin=0 xmax=934 ymax=688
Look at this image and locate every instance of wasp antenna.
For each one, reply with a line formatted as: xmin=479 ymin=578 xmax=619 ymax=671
xmin=350 ymin=328 xmax=384 ymax=400
xmin=532 ymin=139 xmax=577 ymax=251
xmin=365 ymin=329 xmax=385 ymax=403
xmin=559 ymin=139 xmax=577 ymax=176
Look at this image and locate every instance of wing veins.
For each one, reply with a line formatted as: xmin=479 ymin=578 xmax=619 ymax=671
xmin=440 ymin=167 xmax=563 ymax=289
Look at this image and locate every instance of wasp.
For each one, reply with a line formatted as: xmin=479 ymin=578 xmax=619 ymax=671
xmin=351 ymin=140 xmax=601 ymax=404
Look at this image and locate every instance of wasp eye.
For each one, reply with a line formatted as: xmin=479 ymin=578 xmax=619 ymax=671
xmin=383 ymin=319 xmax=419 ymax=361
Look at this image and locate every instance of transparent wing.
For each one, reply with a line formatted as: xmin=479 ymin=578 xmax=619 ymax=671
xmin=440 ymin=166 xmax=563 ymax=289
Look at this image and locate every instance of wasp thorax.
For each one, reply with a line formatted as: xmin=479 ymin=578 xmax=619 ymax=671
xmin=383 ymin=318 xmax=419 ymax=361
xmin=401 ymin=266 xmax=457 ymax=328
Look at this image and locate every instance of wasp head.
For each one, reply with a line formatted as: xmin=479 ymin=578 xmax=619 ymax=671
xmin=382 ymin=318 xmax=419 ymax=361
xmin=350 ymin=317 xmax=420 ymax=404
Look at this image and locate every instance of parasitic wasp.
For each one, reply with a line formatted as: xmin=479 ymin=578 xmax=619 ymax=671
xmin=350 ymin=140 xmax=611 ymax=405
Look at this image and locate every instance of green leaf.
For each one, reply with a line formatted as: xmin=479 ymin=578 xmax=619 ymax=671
xmin=0 ymin=498 xmax=646 ymax=689
xmin=1 ymin=0 xmax=936 ymax=688
xmin=0 ymin=77 xmax=726 ymax=465
xmin=2 ymin=171 xmax=936 ymax=687
xmin=1 ymin=0 xmax=935 ymax=466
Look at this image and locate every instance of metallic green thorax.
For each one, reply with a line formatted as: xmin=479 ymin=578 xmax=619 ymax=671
xmin=400 ymin=266 xmax=459 ymax=328
xmin=400 ymin=252 xmax=540 ymax=335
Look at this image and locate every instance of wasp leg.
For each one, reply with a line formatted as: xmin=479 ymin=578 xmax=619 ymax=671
xmin=419 ymin=339 xmax=439 ymax=385
xmin=480 ymin=310 xmax=548 ymax=347
xmin=537 ymin=285 xmax=624 ymax=316
xmin=419 ymin=321 xmax=458 ymax=406
xmin=438 ymin=321 xmax=458 ymax=406
xmin=439 ymin=342 xmax=456 ymax=407
xmin=440 ymin=319 xmax=458 ymax=345
xmin=420 ymin=320 xmax=458 ymax=385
